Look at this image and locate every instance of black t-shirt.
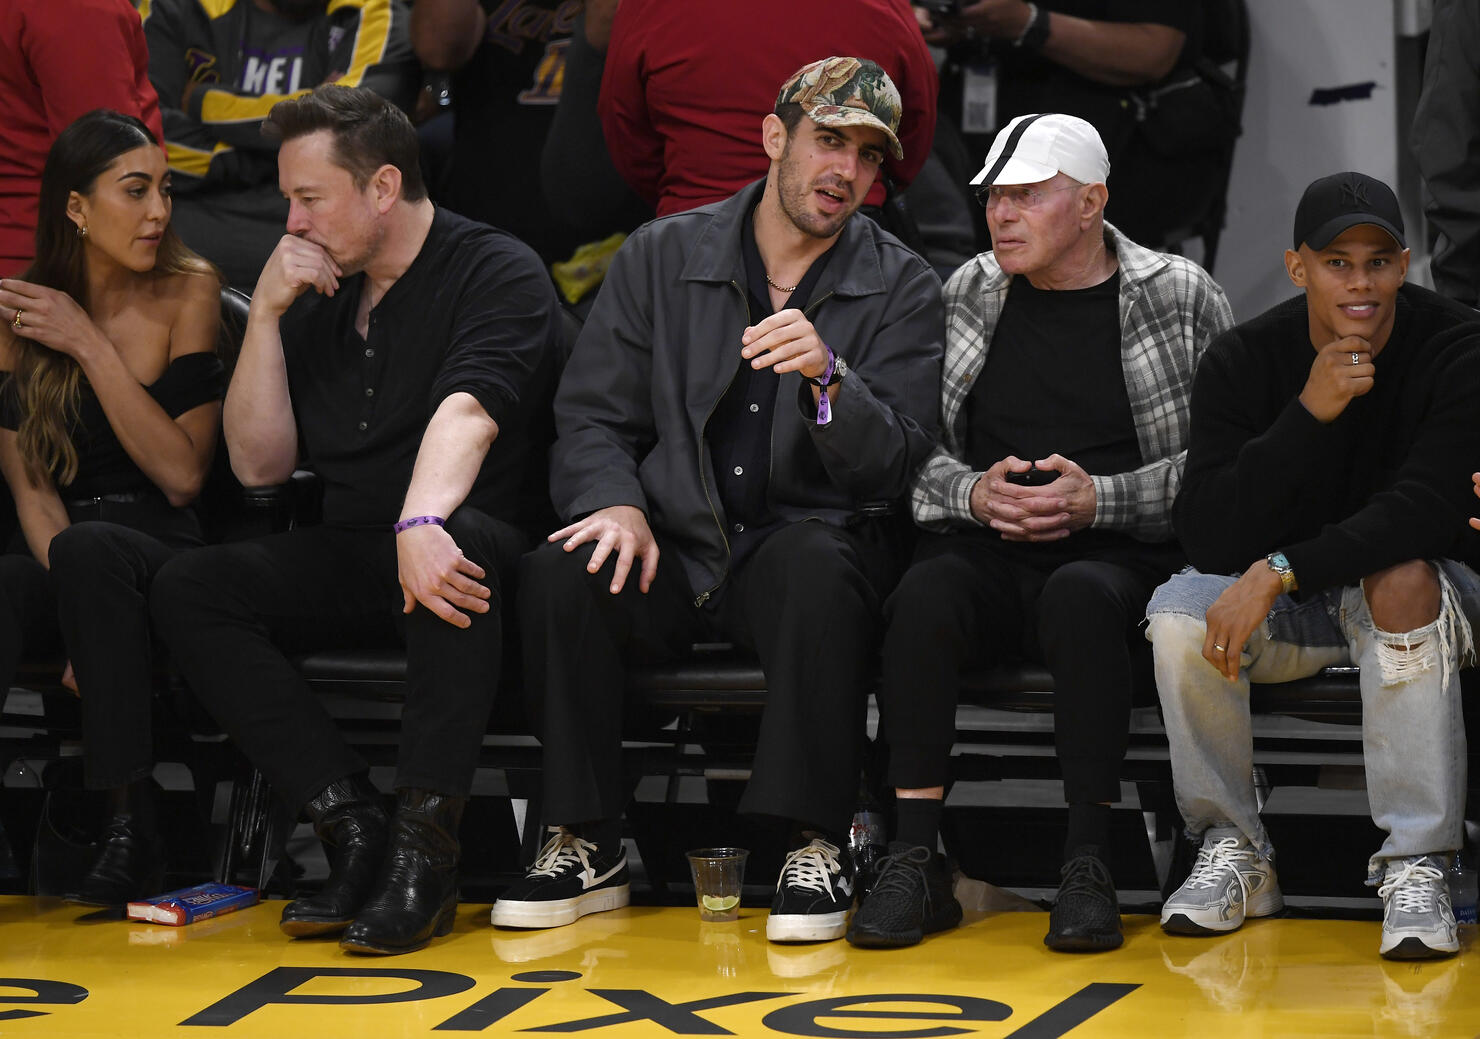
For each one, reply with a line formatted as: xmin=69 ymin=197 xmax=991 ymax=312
xmin=279 ymin=206 xmax=559 ymax=530
xmin=445 ymin=0 xmax=584 ymax=264
xmin=705 ymin=208 xmax=834 ymax=566
xmin=0 ymin=351 xmax=224 ymax=498
xmin=966 ymin=271 xmax=1140 ymax=553
xmin=969 ymin=271 xmax=1138 ymax=472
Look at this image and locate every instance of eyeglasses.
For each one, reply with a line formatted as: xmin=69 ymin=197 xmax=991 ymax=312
xmin=974 ymin=183 xmax=1082 ymax=210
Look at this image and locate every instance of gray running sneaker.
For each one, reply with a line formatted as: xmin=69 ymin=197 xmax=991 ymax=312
xmin=1161 ymin=827 xmax=1283 ymax=935
xmin=1378 ymin=855 xmax=1458 ymax=960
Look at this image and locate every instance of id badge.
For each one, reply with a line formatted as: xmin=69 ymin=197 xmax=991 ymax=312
xmin=961 ymin=59 xmax=998 ymax=135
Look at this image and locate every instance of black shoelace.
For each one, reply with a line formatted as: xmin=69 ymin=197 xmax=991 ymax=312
xmin=869 ymin=846 xmax=935 ymax=903
xmin=1058 ymin=854 xmax=1114 ymax=904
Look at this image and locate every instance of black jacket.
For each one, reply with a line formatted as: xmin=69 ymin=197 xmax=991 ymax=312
xmin=550 ymin=180 xmax=943 ymax=603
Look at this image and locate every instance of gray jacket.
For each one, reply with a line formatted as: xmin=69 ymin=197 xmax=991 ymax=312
xmin=551 ymin=180 xmax=944 ymax=604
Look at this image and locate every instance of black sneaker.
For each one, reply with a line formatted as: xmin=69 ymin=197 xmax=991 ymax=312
xmin=766 ymin=837 xmax=855 ymax=942
xmin=1044 ymin=845 xmax=1123 ymax=952
xmin=490 ymin=827 xmax=630 ymax=929
xmin=846 ymin=842 xmax=962 ymax=948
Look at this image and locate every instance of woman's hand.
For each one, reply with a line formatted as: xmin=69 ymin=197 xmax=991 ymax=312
xmin=0 ymin=279 xmax=109 ymax=363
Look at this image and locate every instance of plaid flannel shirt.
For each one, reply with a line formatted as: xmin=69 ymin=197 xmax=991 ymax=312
xmin=910 ymin=224 xmax=1233 ymax=540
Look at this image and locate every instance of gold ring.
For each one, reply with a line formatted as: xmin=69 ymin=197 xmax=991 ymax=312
xmin=1213 ymin=643 xmax=1227 ymax=652
xmin=10 ymin=309 xmax=21 ymax=330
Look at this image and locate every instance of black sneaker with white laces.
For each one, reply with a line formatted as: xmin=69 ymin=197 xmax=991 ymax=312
xmin=767 ymin=836 xmax=856 ymax=942
xmin=490 ymin=827 xmax=630 ymax=929
xmin=846 ymin=842 xmax=963 ymax=948
xmin=1044 ymin=845 xmax=1123 ymax=952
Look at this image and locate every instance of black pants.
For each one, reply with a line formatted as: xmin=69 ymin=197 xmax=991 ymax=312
xmin=520 ymin=520 xmax=899 ymax=836
xmin=149 ymin=508 xmax=526 ymax=810
xmin=879 ymin=531 xmax=1183 ymax=803
xmin=0 ymin=496 xmax=202 ymax=789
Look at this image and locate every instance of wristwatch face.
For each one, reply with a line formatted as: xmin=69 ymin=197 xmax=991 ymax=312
xmin=817 ymin=355 xmax=848 ymax=386
xmin=1266 ymin=551 xmax=1296 ymax=593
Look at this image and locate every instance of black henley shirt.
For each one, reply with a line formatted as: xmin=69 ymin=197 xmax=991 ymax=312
xmin=278 ymin=206 xmax=559 ymax=530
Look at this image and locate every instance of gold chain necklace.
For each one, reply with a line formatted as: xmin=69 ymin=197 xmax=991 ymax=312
xmin=765 ymin=272 xmax=799 ymax=293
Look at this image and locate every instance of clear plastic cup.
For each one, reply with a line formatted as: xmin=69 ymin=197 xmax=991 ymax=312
xmin=685 ymin=847 xmax=749 ymax=922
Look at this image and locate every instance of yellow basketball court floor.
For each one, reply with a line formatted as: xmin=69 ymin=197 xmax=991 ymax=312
xmin=2 ymin=896 xmax=1477 ymax=1037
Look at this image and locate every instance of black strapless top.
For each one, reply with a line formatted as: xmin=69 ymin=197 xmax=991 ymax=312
xmin=0 ymin=352 xmax=225 ymax=498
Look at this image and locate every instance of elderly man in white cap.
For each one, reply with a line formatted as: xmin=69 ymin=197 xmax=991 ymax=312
xmin=847 ymin=112 xmax=1231 ymax=952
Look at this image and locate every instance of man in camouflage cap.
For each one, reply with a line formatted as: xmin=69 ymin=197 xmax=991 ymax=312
xmin=495 ymin=57 xmax=943 ymax=944
xmin=776 ymin=56 xmax=904 ymax=162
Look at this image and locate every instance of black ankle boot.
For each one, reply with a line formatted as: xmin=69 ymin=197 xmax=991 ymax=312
xmin=279 ymin=774 xmax=389 ymax=938
xmin=68 ymin=779 xmax=165 ymax=907
xmin=339 ymin=788 xmax=463 ymax=955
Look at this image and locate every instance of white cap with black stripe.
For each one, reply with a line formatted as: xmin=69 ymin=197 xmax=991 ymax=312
xmin=969 ymin=112 xmax=1110 ymax=188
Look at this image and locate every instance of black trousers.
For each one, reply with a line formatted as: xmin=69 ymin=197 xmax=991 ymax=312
xmin=150 ymin=508 xmax=526 ymax=810
xmin=0 ymin=496 xmax=202 ymax=790
xmin=879 ymin=531 xmax=1183 ymax=804
xmin=520 ymin=520 xmax=899 ymax=836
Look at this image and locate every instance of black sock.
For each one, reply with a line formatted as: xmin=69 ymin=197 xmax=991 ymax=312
xmin=1065 ymin=803 xmax=1112 ymax=860
xmin=894 ymin=798 xmax=943 ymax=851
xmin=573 ymin=818 xmax=622 ymax=854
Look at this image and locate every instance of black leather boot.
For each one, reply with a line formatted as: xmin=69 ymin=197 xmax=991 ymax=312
xmin=279 ymin=773 xmax=389 ymax=937
xmin=339 ymin=788 xmax=463 ymax=955
xmin=67 ymin=779 xmax=165 ymax=907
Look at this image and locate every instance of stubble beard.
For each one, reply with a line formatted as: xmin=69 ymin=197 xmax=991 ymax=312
xmin=776 ymin=145 xmax=853 ymax=241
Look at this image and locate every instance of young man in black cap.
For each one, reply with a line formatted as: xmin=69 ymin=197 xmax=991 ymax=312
xmin=493 ymin=56 xmax=941 ymax=944
xmin=1148 ymin=171 xmax=1480 ymax=960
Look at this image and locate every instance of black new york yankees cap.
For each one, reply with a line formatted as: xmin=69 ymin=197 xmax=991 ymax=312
xmin=1293 ymin=171 xmax=1406 ymax=251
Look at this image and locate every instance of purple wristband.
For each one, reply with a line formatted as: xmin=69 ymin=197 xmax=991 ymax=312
xmin=394 ymin=515 xmax=445 ymax=534
xmin=814 ymin=346 xmax=836 ymax=426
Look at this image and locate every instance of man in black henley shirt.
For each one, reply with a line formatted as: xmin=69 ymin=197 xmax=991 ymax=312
xmin=152 ymin=85 xmax=559 ymax=956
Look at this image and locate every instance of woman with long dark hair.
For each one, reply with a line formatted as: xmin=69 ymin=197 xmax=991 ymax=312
xmin=0 ymin=110 xmax=223 ymax=905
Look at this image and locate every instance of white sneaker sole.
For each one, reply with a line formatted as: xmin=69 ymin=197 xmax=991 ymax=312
xmin=767 ymin=909 xmax=848 ymax=943
xmin=1161 ymin=884 xmax=1284 ymax=935
xmin=491 ymin=884 xmax=631 ymax=929
xmin=1380 ymin=929 xmax=1459 ymax=959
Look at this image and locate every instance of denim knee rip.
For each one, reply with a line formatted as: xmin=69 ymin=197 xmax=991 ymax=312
xmin=1359 ymin=566 xmax=1476 ymax=689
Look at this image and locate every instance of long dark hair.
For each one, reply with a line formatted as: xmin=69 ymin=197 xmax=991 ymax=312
xmin=10 ymin=109 xmax=215 ymax=486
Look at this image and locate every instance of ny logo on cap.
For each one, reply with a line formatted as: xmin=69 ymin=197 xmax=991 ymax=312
xmin=1340 ymin=179 xmax=1370 ymax=207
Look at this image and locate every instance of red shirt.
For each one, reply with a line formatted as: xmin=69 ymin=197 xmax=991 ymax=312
xmin=0 ymin=0 xmax=164 ymax=275
xmin=599 ymin=0 xmax=937 ymax=217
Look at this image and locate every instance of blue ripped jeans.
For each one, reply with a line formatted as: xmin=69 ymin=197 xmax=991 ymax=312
xmin=1146 ymin=561 xmax=1480 ymax=883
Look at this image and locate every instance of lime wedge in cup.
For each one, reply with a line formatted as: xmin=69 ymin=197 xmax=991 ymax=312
xmin=702 ymin=894 xmax=740 ymax=913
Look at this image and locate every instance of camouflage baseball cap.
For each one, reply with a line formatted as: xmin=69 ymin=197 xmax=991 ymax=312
xmin=775 ymin=56 xmax=904 ymax=161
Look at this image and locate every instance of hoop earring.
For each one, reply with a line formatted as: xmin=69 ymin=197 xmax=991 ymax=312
xmin=76 ymin=224 xmax=88 ymax=239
